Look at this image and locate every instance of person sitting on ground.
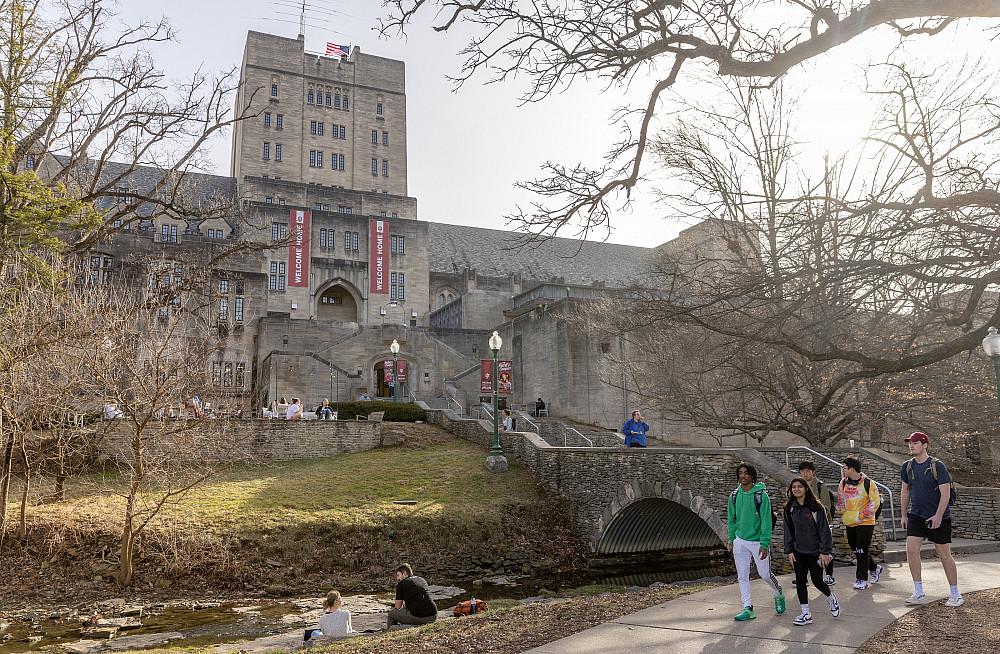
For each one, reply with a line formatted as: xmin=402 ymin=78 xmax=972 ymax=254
xmin=318 ymin=399 xmax=334 ymax=420
xmin=359 ymin=391 xmax=371 ymax=401
xmin=387 ymin=563 xmax=438 ymax=628
xmin=304 ymin=590 xmax=354 ymax=642
xmin=275 ymin=396 xmax=290 ymax=416
xmin=286 ymin=397 xmax=303 ymax=420
xmin=535 ymin=397 xmax=546 ymax=416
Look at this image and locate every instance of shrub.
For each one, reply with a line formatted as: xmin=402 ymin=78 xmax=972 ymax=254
xmin=331 ymin=401 xmax=426 ymax=422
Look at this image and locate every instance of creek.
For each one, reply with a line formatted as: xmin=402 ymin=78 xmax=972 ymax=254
xmin=0 ymin=555 xmax=736 ymax=653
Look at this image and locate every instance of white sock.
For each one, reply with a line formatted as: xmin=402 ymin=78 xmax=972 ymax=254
xmin=800 ymin=603 xmax=809 ymax=615
xmin=950 ymin=585 xmax=960 ymax=598
xmin=914 ymin=581 xmax=924 ymax=595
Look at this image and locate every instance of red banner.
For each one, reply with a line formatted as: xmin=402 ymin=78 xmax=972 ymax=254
xmin=288 ymin=210 xmax=310 ymax=287
xmin=481 ymin=359 xmax=493 ymax=393
xmin=369 ymin=220 xmax=387 ymax=294
xmin=384 ymin=360 xmax=394 ymax=383
xmin=481 ymin=360 xmax=512 ymax=393
xmin=397 ymin=360 xmax=407 ymax=384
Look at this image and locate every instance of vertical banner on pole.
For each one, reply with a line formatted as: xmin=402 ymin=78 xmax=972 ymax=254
xmin=497 ymin=360 xmax=512 ymax=394
xmin=480 ymin=359 xmax=493 ymax=393
xmin=384 ymin=360 xmax=394 ymax=383
xmin=396 ymin=360 xmax=407 ymax=384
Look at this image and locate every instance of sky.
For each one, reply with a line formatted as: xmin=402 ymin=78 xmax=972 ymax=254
xmin=110 ymin=1 xmax=997 ymax=248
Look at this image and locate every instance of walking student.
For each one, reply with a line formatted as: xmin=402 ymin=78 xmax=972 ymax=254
xmin=728 ymin=462 xmax=785 ymax=621
xmin=837 ymin=457 xmax=883 ymax=590
xmin=622 ymin=410 xmax=650 ymax=448
xmin=783 ymin=477 xmax=840 ymax=626
xmin=798 ymin=460 xmax=837 ymax=585
xmin=900 ymin=431 xmax=962 ymax=606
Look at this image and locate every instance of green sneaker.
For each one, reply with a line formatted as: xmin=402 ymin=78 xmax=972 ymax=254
xmin=734 ymin=607 xmax=757 ymax=621
xmin=775 ymin=589 xmax=786 ymax=614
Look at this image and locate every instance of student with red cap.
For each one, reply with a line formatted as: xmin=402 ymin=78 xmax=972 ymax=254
xmin=900 ymin=431 xmax=962 ymax=607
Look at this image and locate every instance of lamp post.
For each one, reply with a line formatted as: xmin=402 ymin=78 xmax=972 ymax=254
xmin=390 ymin=339 xmax=400 ymax=403
xmin=983 ymin=326 xmax=1000 ymax=411
xmin=486 ymin=331 xmax=508 ymax=472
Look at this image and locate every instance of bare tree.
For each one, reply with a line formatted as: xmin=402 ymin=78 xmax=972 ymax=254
xmin=583 ymin=61 xmax=1000 ymax=445
xmin=1 ymin=0 xmax=269 ymax=278
xmin=85 ymin=287 xmax=250 ymax=586
xmin=380 ymin=0 xmax=1000 ymax=240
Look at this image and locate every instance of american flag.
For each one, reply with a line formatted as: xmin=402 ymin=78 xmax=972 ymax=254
xmin=326 ymin=42 xmax=350 ymax=58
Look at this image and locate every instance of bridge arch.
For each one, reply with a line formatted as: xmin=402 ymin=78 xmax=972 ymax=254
xmin=592 ymin=479 xmax=728 ymax=555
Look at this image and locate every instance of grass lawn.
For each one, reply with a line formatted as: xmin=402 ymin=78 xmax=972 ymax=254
xmin=20 ymin=427 xmax=580 ymax=587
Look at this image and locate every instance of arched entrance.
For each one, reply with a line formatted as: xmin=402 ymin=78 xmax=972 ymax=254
xmin=374 ymin=359 xmax=411 ymax=400
xmin=316 ymin=283 xmax=359 ymax=321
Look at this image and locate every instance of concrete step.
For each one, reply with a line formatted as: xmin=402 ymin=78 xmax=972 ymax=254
xmin=881 ymin=537 xmax=1000 ymax=563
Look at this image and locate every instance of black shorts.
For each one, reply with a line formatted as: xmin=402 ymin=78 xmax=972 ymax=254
xmin=906 ymin=513 xmax=952 ymax=544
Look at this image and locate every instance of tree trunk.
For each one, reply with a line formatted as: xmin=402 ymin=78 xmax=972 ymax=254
xmin=0 ymin=409 xmax=13 ymax=547
xmin=118 ymin=507 xmax=135 ymax=586
xmin=18 ymin=434 xmax=29 ymax=541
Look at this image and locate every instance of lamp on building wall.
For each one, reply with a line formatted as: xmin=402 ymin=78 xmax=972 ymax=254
xmin=982 ymin=327 xmax=1000 ymax=412
xmin=380 ymin=298 xmax=398 ymax=316
xmin=390 ymin=339 xmax=400 ymax=403
xmin=486 ymin=331 xmax=508 ymax=472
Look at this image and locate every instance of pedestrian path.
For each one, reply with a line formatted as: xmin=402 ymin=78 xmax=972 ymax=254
xmin=524 ymin=550 xmax=1000 ymax=654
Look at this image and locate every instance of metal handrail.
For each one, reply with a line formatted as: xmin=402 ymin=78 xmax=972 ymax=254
xmin=479 ymin=403 xmax=493 ymax=421
xmin=447 ymin=396 xmax=463 ymax=415
xmin=785 ymin=446 xmax=898 ymax=541
xmin=567 ymin=427 xmax=594 ymax=447
xmin=515 ymin=411 xmax=538 ymax=432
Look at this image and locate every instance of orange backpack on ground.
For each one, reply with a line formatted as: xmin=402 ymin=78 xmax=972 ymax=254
xmin=453 ymin=598 xmax=488 ymax=616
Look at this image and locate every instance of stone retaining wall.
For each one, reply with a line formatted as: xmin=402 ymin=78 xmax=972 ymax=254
xmin=95 ymin=419 xmax=382 ymax=462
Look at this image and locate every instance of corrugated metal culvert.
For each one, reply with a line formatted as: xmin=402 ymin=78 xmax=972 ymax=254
xmin=596 ymin=498 xmax=721 ymax=555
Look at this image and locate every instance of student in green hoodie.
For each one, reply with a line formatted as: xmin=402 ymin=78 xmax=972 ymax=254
xmin=728 ymin=462 xmax=786 ymax=621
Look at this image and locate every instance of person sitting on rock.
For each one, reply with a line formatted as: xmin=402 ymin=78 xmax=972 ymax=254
xmin=304 ymin=590 xmax=353 ymax=642
xmin=388 ymin=563 xmax=438 ymax=628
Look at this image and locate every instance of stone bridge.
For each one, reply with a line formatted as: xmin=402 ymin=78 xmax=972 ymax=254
xmin=427 ymin=410 xmax=1000 ymax=564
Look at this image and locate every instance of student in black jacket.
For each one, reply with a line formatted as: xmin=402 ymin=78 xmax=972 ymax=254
xmin=783 ymin=477 xmax=841 ymax=626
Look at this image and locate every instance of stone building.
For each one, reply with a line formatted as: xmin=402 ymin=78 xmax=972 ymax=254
xmin=82 ymin=29 xmax=725 ymax=430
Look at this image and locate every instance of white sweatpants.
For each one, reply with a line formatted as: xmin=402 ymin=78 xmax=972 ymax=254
xmin=733 ymin=536 xmax=782 ymax=608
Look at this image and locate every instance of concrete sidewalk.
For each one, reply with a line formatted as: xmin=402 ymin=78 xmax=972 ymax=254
xmin=524 ymin=550 xmax=1000 ymax=654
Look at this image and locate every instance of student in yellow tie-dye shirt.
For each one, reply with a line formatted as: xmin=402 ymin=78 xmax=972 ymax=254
xmin=837 ymin=457 xmax=883 ymax=590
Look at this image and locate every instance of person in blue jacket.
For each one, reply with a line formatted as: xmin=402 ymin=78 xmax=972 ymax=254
xmin=622 ymin=410 xmax=650 ymax=447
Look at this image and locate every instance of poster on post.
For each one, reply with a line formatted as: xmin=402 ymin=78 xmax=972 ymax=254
xmin=481 ymin=360 xmax=512 ymax=393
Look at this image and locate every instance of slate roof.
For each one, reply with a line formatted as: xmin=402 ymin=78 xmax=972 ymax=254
xmin=427 ymin=222 xmax=656 ymax=287
xmin=53 ymin=155 xmax=237 ymax=218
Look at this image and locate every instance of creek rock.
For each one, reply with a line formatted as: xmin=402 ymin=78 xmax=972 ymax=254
xmin=65 ymin=639 xmax=104 ymax=654
xmin=105 ymin=631 xmax=184 ymax=651
xmin=426 ymin=586 xmax=464 ymax=601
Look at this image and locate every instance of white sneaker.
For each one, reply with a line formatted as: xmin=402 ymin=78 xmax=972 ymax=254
xmin=828 ymin=593 xmax=840 ymax=617
xmin=905 ymin=592 xmax=927 ymax=605
xmin=824 ymin=574 xmax=836 ymax=586
xmin=853 ymin=579 xmax=869 ymax=590
xmin=870 ymin=564 xmax=883 ymax=584
xmin=792 ymin=612 xmax=813 ymax=626
xmin=945 ymin=595 xmax=964 ymax=607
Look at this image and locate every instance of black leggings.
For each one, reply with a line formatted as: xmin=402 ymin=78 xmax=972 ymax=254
xmin=846 ymin=525 xmax=878 ymax=581
xmin=793 ymin=552 xmax=831 ymax=605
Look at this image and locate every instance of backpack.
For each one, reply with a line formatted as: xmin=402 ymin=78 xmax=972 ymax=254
xmin=453 ymin=599 xmax=488 ymax=616
xmin=731 ymin=487 xmax=778 ymax=531
xmin=905 ymin=456 xmax=958 ymax=506
xmin=862 ymin=478 xmax=883 ymax=521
